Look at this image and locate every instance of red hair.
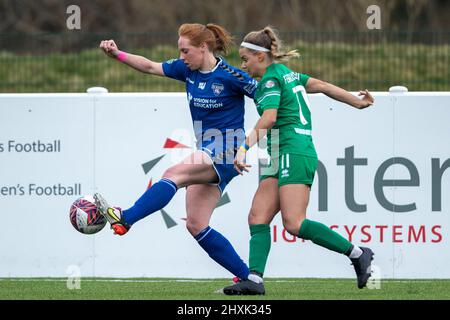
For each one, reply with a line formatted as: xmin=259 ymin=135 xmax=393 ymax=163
xmin=178 ymin=23 xmax=234 ymax=55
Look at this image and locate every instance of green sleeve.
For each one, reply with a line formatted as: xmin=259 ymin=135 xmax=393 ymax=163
xmin=256 ymin=78 xmax=281 ymax=111
xmin=300 ymin=73 xmax=310 ymax=87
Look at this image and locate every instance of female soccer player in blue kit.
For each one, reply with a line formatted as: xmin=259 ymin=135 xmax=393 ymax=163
xmin=97 ymin=23 xmax=259 ymax=282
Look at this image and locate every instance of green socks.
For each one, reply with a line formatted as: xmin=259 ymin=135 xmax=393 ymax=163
xmin=249 ymin=224 xmax=271 ymax=276
xmin=298 ymin=219 xmax=353 ymax=254
xmin=248 ymin=220 xmax=353 ymax=277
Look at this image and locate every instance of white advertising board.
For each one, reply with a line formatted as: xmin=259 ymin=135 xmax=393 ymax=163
xmin=0 ymin=91 xmax=449 ymax=279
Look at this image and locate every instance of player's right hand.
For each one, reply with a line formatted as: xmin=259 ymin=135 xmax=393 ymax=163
xmin=234 ymin=148 xmax=251 ymax=175
xmin=99 ymin=40 xmax=120 ymax=58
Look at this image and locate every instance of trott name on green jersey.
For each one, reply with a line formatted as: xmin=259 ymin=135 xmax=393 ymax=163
xmin=283 ymin=72 xmax=300 ymax=84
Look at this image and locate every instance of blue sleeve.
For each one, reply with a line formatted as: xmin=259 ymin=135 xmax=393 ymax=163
xmin=162 ymin=59 xmax=188 ymax=82
xmin=229 ymin=67 xmax=258 ymax=99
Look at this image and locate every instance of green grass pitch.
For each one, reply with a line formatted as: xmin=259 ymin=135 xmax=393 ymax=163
xmin=1 ymin=278 xmax=450 ymax=300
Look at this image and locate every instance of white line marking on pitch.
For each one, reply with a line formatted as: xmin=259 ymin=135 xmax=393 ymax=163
xmin=0 ymin=278 xmax=446 ymax=283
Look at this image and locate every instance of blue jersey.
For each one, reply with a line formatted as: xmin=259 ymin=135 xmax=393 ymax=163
xmin=162 ymin=57 xmax=257 ymax=142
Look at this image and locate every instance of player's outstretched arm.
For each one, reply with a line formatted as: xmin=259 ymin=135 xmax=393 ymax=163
xmin=306 ymin=77 xmax=374 ymax=109
xmin=99 ymin=40 xmax=164 ymax=76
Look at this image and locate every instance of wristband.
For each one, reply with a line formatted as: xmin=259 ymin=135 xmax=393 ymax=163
xmin=239 ymin=146 xmax=248 ymax=153
xmin=117 ymin=51 xmax=127 ymax=62
xmin=239 ymin=143 xmax=250 ymax=153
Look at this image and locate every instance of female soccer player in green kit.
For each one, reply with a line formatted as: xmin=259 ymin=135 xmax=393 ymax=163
xmin=224 ymin=26 xmax=375 ymax=295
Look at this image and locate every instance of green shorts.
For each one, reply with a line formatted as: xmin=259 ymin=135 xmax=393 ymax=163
xmin=260 ymin=153 xmax=318 ymax=186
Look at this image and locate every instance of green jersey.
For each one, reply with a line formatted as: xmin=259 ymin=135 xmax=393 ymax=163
xmin=255 ymin=63 xmax=317 ymax=158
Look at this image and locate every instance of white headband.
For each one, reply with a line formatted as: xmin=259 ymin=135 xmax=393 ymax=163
xmin=240 ymin=41 xmax=270 ymax=52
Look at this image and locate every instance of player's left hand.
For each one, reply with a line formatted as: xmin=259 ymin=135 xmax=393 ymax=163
xmin=357 ymin=89 xmax=374 ymax=109
xmin=234 ymin=149 xmax=251 ymax=175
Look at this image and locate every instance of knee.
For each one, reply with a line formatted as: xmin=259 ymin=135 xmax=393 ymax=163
xmin=162 ymin=166 xmax=178 ymax=180
xmin=248 ymin=208 xmax=261 ymax=225
xmin=248 ymin=207 xmax=275 ymax=225
xmin=162 ymin=166 xmax=186 ymax=187
xmin=282 ymin=217 xmax=305 ymax=237
xmin=185 ymin=216 xmax=208 ymax=237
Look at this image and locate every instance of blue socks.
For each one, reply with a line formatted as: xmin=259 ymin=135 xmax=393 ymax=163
xmin=121 ymin=179 xmax=249 ymax=279
xmin=195 ymin=226 xmax=250 ymax=279
xmin=122 ymin=178 xmax=177 ymax=225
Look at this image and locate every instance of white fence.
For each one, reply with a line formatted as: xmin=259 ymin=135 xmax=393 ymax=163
xmin=0 ymin=89 xmax=449 ymax=279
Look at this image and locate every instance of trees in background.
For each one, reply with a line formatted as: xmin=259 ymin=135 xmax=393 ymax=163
xmin=0 ymin=0 xmax=448 ymax=34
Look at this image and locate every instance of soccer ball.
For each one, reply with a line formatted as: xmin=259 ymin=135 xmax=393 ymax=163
xmin=69 ymin=195 xmax=107 ymax=234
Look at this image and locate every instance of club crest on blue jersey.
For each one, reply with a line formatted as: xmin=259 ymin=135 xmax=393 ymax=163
xmin=211 ymin=83 xmax=224 ymax=96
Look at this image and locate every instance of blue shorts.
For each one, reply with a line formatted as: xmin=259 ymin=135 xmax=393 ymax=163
xmin=198 ymin=135 xmax=243 ymax=193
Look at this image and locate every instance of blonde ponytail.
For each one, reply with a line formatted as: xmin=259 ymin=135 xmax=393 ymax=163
xmin=242 ymin=26 xmax=299 ymax=62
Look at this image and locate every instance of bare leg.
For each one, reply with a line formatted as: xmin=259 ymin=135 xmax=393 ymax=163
xmin=279 ymin=184 xmax=310 ymax=236
xmin=163 ymin=150 xmax=218 ymax=188
xmin=186 ymin=184 xmax=249 ymax=279
xmin=248 ymin=177 xmax=280 ymax=225
xmin=185 ymin=184 xmax=220 ymax=236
